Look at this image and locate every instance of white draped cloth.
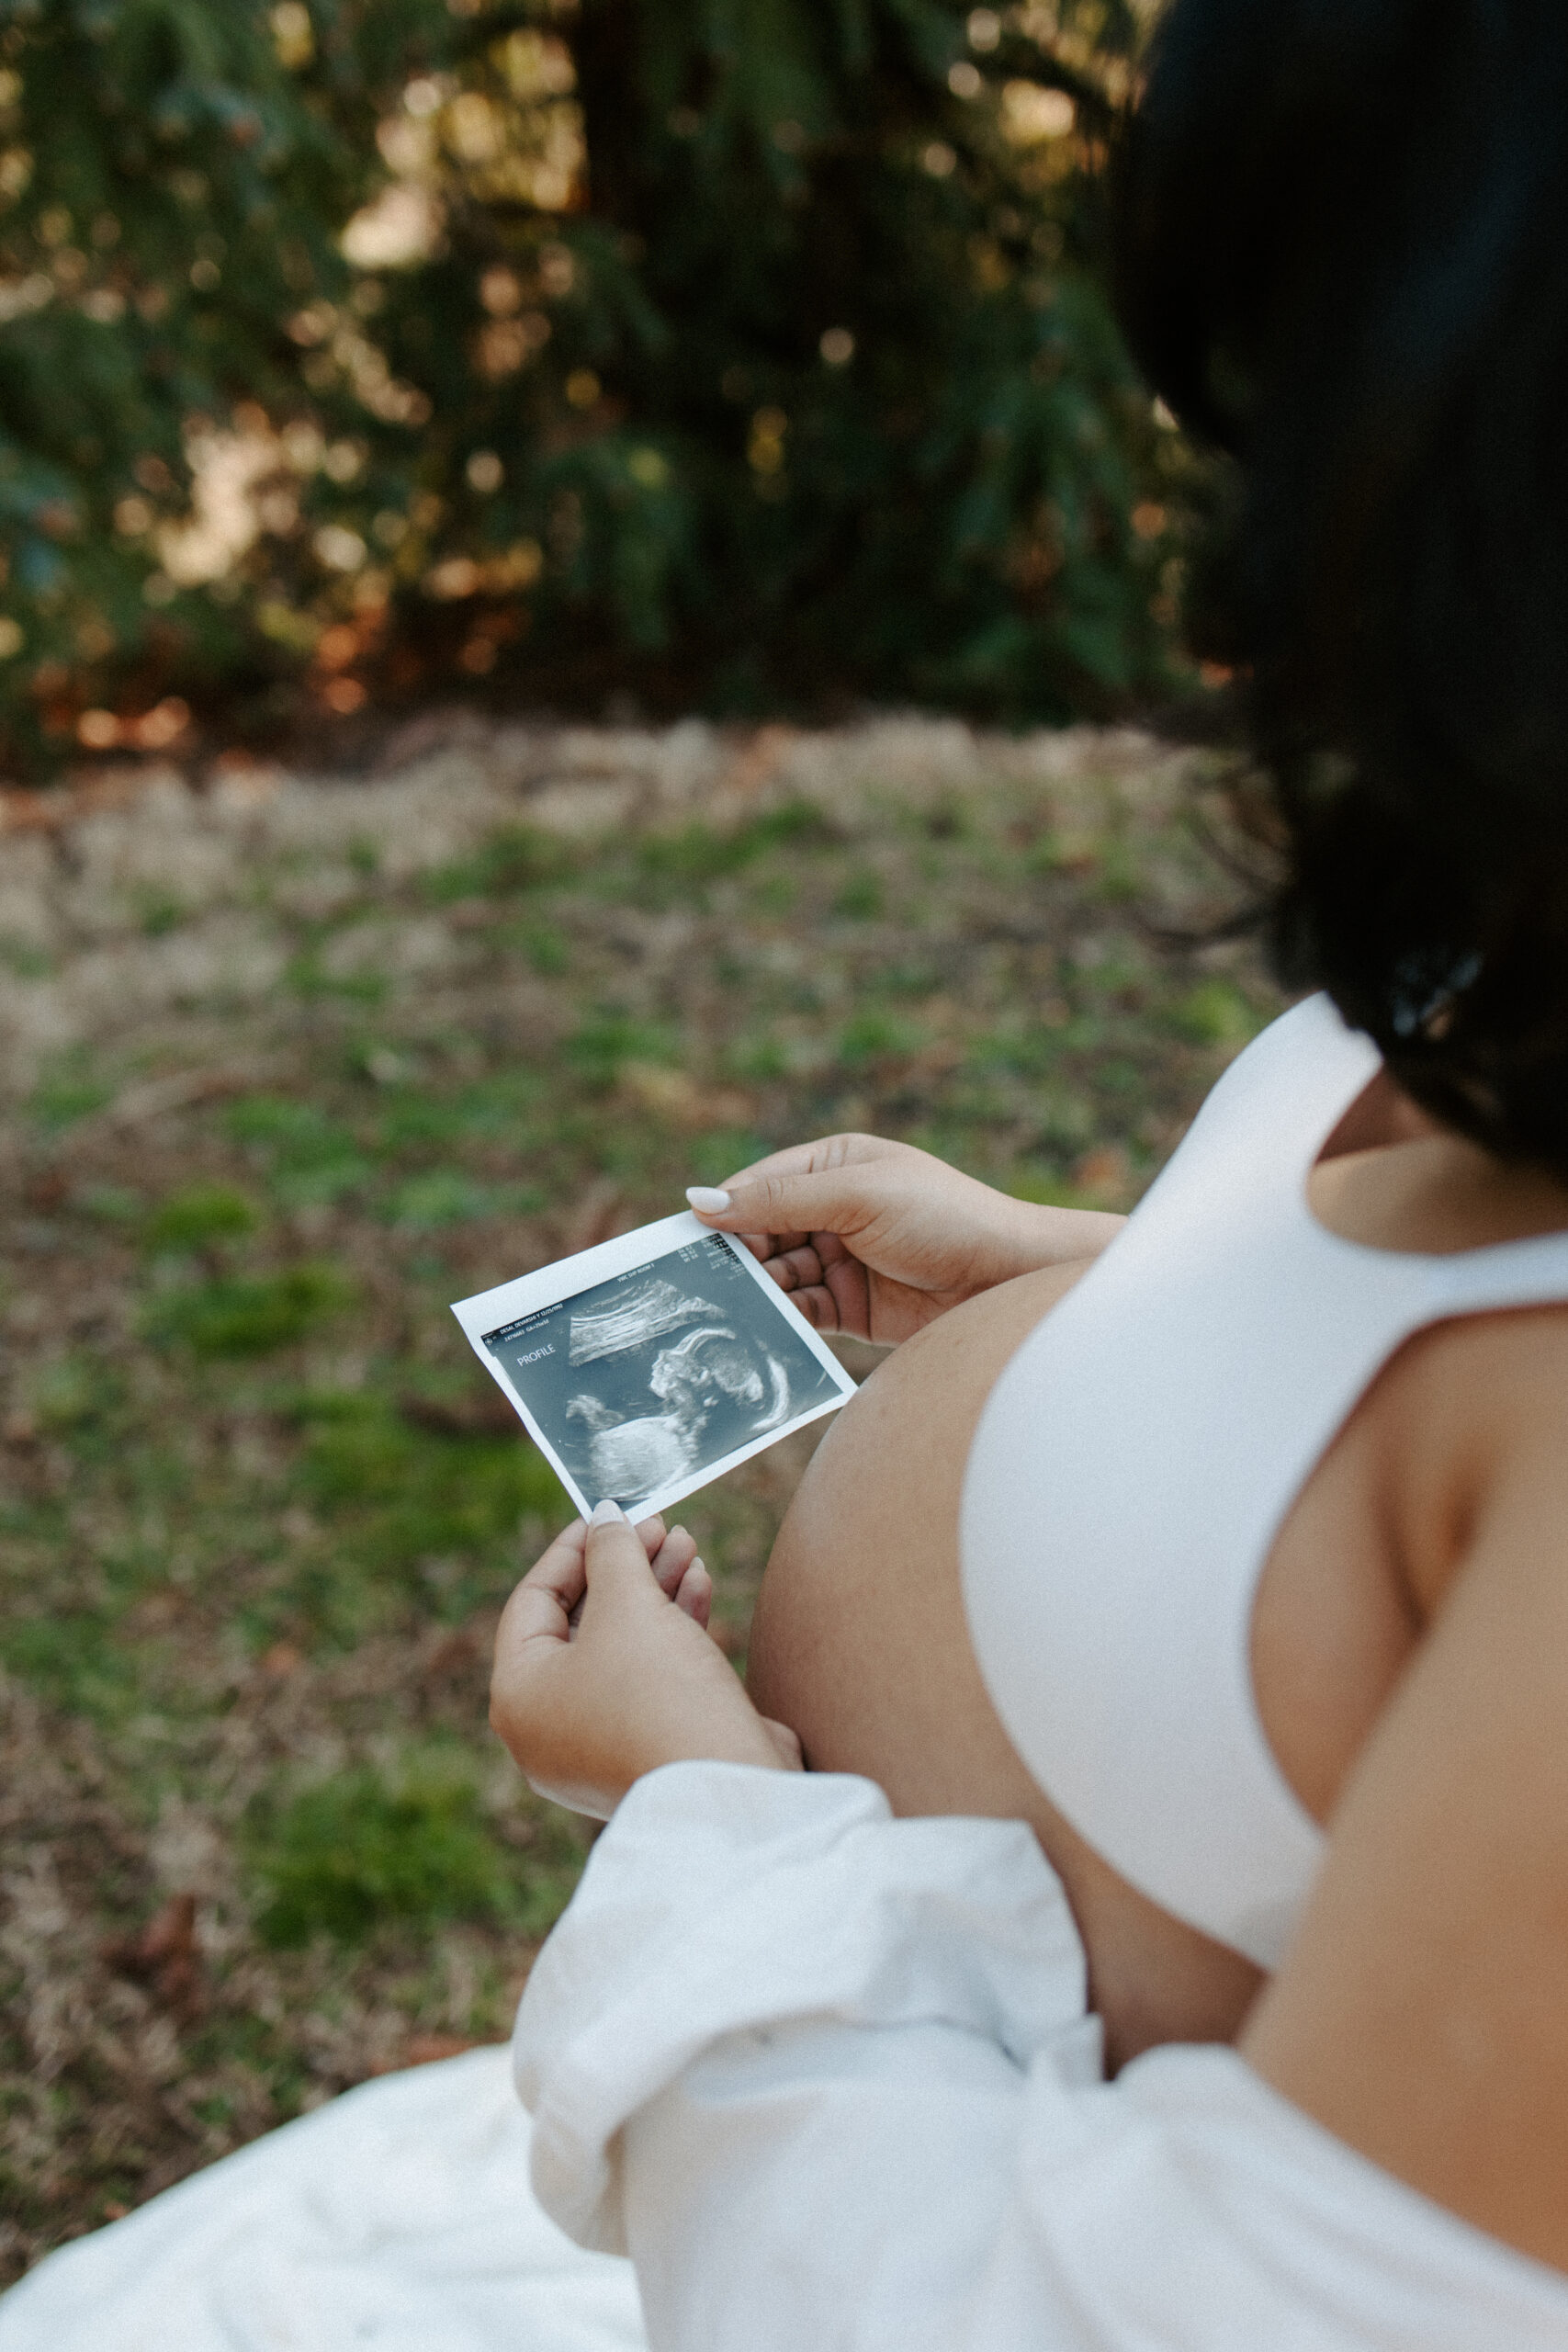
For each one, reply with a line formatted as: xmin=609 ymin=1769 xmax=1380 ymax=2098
xmin=0 ymin=2045 xmax=641 ymax=2352
xmin=9 ymin=1758 xmax=1568 ymax=2350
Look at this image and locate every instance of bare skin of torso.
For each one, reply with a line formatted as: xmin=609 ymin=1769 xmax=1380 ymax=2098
xmin=744 ymin=1070 xmax=1568 ymax=2075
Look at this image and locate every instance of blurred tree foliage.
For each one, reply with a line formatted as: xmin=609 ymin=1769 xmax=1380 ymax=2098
xmin=0 ymin=0 xmax=1189 ymax=769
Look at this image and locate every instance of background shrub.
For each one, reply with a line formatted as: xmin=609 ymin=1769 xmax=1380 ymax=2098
xmin=0 ymin=0 xmax=1190 ymax=768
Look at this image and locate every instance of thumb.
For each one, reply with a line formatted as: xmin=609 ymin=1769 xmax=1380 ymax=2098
xmin=686 ymin=1166 xmax=873 ymax=1242
xmin=581 ymin=1498 xmax=664 ymax=1600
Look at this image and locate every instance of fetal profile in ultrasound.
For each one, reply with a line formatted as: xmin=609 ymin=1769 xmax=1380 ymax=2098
xmin=479 ymin=1233 xmax=846 ymax=1511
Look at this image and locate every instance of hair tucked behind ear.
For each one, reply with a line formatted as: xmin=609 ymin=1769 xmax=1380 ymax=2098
xmin=1115 ymin=0 xmax=1568 ymax=1173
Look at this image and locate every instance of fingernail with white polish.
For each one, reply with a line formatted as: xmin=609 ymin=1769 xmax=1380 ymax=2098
xmin=590 ymin=1498 xmax=626 ymax=1525
xmin=686 ymin=1186 xmax=731 ymax=1212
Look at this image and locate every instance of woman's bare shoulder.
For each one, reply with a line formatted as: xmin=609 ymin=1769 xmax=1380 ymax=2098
xmin=1376 ymin=1299 xmax=1568 ymax=1618
xmin=1245 ymin=1296 xmax=1568 ymax=2275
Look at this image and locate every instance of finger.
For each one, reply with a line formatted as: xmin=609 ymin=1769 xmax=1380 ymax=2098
xmin=687 ymin=1165 xmax=878 ymax=1247
xmin=519 ymin=1517 xmax=587 ymax=1597
xmin=704 ymin=1137 xmax=857 ymax=1190
xmin=769 ymin=1245 xmax=864 ymax=1332
xmin=729 ymin=1240 xmax=833 ymax=1317
xmin=582 ymin=1498 xmax=666 ymax=1600
xmin=760 ymin=1716 xmax=805 ymax=1770
xmin=633 ymin=1512 xmax=667 ymax=1561
xmin=501 ymin=1520 xmax=587 ymax=1645
xmin=744 ymin=1267 xmax=844 ymax=1329
xmin=673 ymin=1556 xmax=712 ymax=1626
xmin=776 ymin=1280 xmax=839 ymax=1331
xmin=764 ymin=1241 xmax=825 ymax=1294
xmin=750 ymin=1228 xmax=852 ymax=1281
xmin=823 ymin=1256 xmax=874 ymax=1333
xmin=648 ymin=1523 xmax=698 ymax=1598
xmin=734 ymin=1228 xmax=814 ymax=1260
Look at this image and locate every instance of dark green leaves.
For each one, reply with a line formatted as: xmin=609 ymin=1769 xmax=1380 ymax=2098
xmin=0 ymin=0 xmax=1189 ymax=765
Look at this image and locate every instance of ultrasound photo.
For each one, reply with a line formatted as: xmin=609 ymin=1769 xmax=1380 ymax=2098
xmin=478 ymin=1230 xmax=849 ymax=1512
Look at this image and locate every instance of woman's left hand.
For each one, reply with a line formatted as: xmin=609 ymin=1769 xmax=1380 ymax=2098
xmin=491 ymin=1502 xmax=802 ymax=1818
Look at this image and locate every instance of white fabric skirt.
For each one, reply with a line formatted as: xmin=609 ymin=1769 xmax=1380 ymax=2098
xmin=0 ymin=2047 xmax=644 ymax=2352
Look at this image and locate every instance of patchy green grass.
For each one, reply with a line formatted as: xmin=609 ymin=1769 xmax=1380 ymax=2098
xmin=426 ymin=823 xmax=578 ymax=904
xmin=565 ymin=1010 xmax=684 ymax=1089
xmin=226 ymin=1097 xmax=373 ymax=1207
xmin=245 ymin=1751 xmax=576 ymax=1949
xmin=142 ymin=1265 xmax=355 ymax=1357
xmin=295 ymin=1392 xmax=566 ymax=1600
xmin=0 ymin=733 xmax=1278 ymax=2281
xmin=27 ymin=1056 xmax=113 ymax=1130
xmin=144 ymin=1183 xmax=259 ymax=1253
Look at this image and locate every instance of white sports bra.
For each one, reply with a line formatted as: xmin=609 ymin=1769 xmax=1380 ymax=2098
xmin=960 ymin=992 xmax=1568 ymax=1972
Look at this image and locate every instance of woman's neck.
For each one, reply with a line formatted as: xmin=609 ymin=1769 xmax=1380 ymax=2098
xmin=1315 ymin=1068 xmax=1441 ymax=1162
xmin=1311 ymin=1069 xmax=1568 ymax=1256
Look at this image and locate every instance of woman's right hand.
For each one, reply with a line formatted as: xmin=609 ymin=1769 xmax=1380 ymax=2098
xmin=686 ymin=1135 xmax=1123 ymax=1346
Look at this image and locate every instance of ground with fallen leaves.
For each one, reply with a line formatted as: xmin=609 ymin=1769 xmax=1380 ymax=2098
xmin=0 ymin=711 xmax=1280 ymax=2281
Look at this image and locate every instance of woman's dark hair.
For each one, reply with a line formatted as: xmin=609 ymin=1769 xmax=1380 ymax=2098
xmin=1115 ymin=0 xmax=1568 ymax=1174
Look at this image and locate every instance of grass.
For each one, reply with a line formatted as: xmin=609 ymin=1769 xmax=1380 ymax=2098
xmin=245 ymin=1751 xmax=576 ymax=1949
xmin=426 ymin=822 xmax=578 ymax=903
xmin=142 ymin=1265 xmax=356 ymax=1356
xmin=144 ymin=1184 xmax=259 ymax=1252
xmin=0 ymin=728 xmax=1278 ymax=2282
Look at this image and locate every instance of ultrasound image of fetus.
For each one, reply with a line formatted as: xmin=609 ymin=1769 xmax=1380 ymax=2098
xmin=566 ymin=1323 xmax=793 ymax=1501
xmin=482 ymin=1234 xmax=844 ymax=1510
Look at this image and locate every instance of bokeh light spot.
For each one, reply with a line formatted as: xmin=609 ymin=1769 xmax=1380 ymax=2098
xmin=479 ymin=266 xmax=522 ymax=316
xmin=314 ymin=525 xmax=367 ymax=572
xmin=1001 ymin=83 xmax=1076 ymax=143
xmin=271 ymin=2 xmax=313 ymax=69
xmin=137 ymin=697 xmax=190 ymax=749
xmin=425 ymin=557 xmax=481 ymax=599
xmin=316 ymin=625 xmax=360 ymax=672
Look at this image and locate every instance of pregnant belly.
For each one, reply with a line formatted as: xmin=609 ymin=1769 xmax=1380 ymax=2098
xmin=745 ymin=1261 xmax=1269 ymax=2068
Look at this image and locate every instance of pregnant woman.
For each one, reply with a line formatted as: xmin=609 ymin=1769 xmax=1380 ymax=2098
xmin=10 ymin=1 xmax=1568 ymax=2346
xmin=491 ymin=0 xmax=1568 ymax=2338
